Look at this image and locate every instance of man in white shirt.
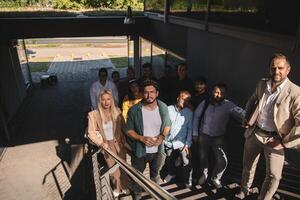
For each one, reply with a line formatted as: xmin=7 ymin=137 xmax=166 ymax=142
xmin=126 ymin=80 xmax=171 ymax=199
xmin=236 ymin=53 xmax=300 ymax=199
xmin=90 ymin=68 xmax=119 ymax=109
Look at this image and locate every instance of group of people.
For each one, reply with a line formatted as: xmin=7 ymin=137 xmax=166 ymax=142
xmin=86 ymin=53 xmax=300 ymax=200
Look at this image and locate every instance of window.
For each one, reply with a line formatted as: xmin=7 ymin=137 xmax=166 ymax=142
xmin=152 ymin=45 xmax=166 ymax=78
xmin=144 ymin=0 xmax=165 ymax=13
xmin=208 ymin=0 xmax=298 ymax=35
xmin=139 ymin=37 xmax=186 ymax=79
xmin=140 ymin=38 xmax=152 ymax=66
xmin=170 ymin=0 xmax=208 ymax=20
xmin=128 ymin=38 xmax=134 ymax=68
xmin=16 ymin=40 xmax=31 ymax=86
xmin=166 ymin=51 xmax=185 ymax=68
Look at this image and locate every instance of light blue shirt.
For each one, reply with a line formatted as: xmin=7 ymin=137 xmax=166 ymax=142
xmin=193 ymin=99 xmax=245 ymax=137
xmin=165 ymin=105 xmax=193 ymax=149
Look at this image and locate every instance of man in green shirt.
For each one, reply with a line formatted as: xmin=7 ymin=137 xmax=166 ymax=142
xmin=126 ymin=80 xmax=171 ymax=199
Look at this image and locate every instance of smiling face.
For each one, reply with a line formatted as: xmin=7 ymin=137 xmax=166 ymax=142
xmin=143 ymin=85 xmax=158 ymax=104
xmin=269 ymin=57 xmax=290 ymax=83
xmin=100 ymin=93 xmax=112 ymax=110
xmin=212 ymin=86 xmax=226 ymax=103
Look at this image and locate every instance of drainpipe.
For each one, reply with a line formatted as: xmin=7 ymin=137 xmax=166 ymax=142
xmin=164 ymin=0 xmax=170 ymax=24
xmin=205 ymin=0 xmax=212 ymax=31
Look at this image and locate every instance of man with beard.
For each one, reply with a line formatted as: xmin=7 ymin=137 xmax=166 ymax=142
xmin=126 ymin=80 xmax=171 ymax=199
xmin=193 ymin=83 xmax=244 ymax=188
xmin=236 ymin=53 xmax=300 ymax=200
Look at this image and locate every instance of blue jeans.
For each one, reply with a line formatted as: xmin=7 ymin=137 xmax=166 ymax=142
xmin=198 ymin=134 xmax=228 ymax=181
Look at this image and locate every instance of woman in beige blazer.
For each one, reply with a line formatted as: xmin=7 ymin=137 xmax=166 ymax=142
xmin=87 ymin=90 xmax=129 ymax=197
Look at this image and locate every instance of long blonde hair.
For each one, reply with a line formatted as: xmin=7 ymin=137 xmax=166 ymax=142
xmin=97 ymin=90 xmax=120 ymax=123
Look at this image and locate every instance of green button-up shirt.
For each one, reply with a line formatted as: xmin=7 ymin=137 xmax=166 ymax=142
xmin=126 ymin=99 xmax=171 ymax=158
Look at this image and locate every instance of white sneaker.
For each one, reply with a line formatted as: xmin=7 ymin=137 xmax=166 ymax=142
xmin=113 ymin=190 xmax=121 ymax=198
xmin=163 ymin=174 xmax=175 ymax=183
xmin=122 ymin=189 xmax=130 ymax=195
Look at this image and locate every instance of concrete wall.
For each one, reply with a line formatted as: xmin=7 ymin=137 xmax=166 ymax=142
xmin=0 ymin=42 xmax=27 ymax=122
xmin=142 ymin=20 xmax=188 ymax=58
xmin=144 ymin=19 xmax=300 ymax=107
xmin=186 ymin=28 xmax=300 ymax=106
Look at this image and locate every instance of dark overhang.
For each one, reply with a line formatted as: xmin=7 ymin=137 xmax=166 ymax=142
xmin=0 ymin=16 xmax=148 ymax=41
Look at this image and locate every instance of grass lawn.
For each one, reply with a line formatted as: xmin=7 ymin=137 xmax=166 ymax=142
xmin=110 ymin=56 xmax=128 ymax=68
xmin=0 ymin=8 xmax=143 ymax=17
xmin=28 ymin=62 xmax=52 ymax=72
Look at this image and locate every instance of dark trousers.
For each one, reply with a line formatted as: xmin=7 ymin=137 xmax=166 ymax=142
xmin=198 ymin=134 xmax=228 ymax=181
xmin=165 ymin=147 xmax=192 ymax=184
xmin=191 ymin=142 xmax=200 ymax=183
xmin=131 ymin=152 xmax=165 ymax=192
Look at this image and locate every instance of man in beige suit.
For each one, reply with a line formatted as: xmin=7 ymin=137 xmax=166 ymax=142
xmin=236 ymin=53 xmax=300 ymax=200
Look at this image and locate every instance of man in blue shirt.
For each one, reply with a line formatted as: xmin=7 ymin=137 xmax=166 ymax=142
xmin=193 ymin=83 xmax=245 ymax=188
xmin=163 ymin=90 xmax=193 ymax=188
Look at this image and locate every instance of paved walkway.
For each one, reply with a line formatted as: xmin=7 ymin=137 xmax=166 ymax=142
xmin=0 ymin=55 xmax=106 ymax=199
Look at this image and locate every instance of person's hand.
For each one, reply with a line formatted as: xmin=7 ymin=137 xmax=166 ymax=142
xmin=242 ymin=119 xmax=249 ymax=128
xmin=154 ymin=135 xmax=164 ymax=146
xmin=182 ymin=146 xmax=190 ymax=155
xmin=100 ymin=142 xmax=109 ymax=149
xmin=267 ymin=138 xmax=284 ymax=150
xmin=140 ymin=136 xmax=156 ymax=147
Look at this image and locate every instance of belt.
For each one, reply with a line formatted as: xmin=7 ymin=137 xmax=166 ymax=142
xmin=255 ymin=125 xmax=278 ymax=137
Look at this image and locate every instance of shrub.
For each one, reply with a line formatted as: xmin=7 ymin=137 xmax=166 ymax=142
xmin=52 ymin=0 xmax=82 ymax=10
xmin=0 ymin=0 xmax=19 ymax=8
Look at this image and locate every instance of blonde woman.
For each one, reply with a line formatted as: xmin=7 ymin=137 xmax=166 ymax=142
xmin=122 ymin=79 xmax=143 ymax=122
xmin=87 ymin=90 xmax=129 ymax=197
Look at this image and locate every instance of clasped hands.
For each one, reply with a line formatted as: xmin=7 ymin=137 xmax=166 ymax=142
xmin=139 ymin=135 xmax=164 ymax=147
xmin=267 ymin=138 xmax=284 ymax=150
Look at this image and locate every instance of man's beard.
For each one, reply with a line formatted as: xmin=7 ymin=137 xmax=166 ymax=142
xmin=214 ymin=98 xmax=224 ymax=103
xmin=144 ymin=98 xmax=155 ymax=104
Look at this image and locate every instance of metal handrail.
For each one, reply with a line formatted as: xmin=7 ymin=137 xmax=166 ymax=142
xmin=92 ymin=147 xmax=177 ymax=200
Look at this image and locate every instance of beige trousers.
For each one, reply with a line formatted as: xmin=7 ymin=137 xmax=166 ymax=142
xmin=104 ymin=140 xmax=128 ymax=193
xmin=241 ymin=130 xmax=284 ymax=200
